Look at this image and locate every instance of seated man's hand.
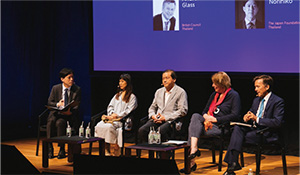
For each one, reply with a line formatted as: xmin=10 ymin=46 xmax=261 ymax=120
xmin=153 ymin=113 xmax=165 ymax=123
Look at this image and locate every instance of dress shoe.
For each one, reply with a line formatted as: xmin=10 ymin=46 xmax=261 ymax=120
xmin=179 ymin=163 xmax=197 ymax=173
xmin=188 ymin=149 xmax=201 ymax=160
xmin=223 ymin=171 xmax=236 ymax=175
xmin=227 ymin=162 xmax=241 ymax=172
xmin=57 ymin=148 xmax=66 ymax=159
xmin=223 ymin=162 xmax=241 ymax=175
xmin=48 ymin=147 xmax=54 ymax=159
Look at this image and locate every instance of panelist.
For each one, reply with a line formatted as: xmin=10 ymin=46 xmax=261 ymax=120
xmin=47 ymin=68 xmax=81 ymax=159
xmin=236 ymin=0 xmax=264 ymax=29
xmin=138 ymin=69 xmax=188 ymax=143
xmin=153 ymin=0 xmax=176 ymax=31
xmin=223 ymin=75 xmax=284 ymax=175
xmin=180 ymin=72 xmax=241 ymax=173
xmin=94 ymin=74 xmax=137 ymax=156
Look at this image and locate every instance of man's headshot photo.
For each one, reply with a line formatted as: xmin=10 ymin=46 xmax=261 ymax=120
xmin=235 ymin=0 xmax=265 ymax=29
xmin=153 ymin=0 xmax=179 ymax=31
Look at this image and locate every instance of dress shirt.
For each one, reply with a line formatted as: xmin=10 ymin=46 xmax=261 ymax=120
xmin=162 ymin=15 xmax=170 ymax=31
xmin=57 ymin=84 xmax=71 ymax=108
xmin=164 ymin=86 xmax=174 ymax=106
xmin=256 ymin=92 xmax=272 ymax=123
xmin=245 ymin=18 xmax=257 ymax=29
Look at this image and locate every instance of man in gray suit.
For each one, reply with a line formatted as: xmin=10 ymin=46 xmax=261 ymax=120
xmin=138 ymin=69 xmax=188 ymax=143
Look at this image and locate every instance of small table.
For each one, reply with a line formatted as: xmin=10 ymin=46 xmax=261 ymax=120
xmin=125 ymin=143 xmax=191 ymax=174
xmin=42 ymin=136 xmax=105 ymax=168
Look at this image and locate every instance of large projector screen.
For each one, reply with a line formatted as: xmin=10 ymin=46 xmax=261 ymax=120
xmin=93 ymin=0 xmax=299 ymax=73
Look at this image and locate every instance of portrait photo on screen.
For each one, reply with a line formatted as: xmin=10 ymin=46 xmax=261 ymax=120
xmin=153 ymin=0 xmax=180 ymax=31
xmin=235 ymin=0 xmax=265 ymax=29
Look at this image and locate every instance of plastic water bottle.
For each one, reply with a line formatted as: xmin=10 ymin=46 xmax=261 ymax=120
xmin=66 ymin=121 xmax=72 ymax=137
xmin=79 ymin=121 xmax=84 ymax=137
xmin=156 ymin=127 xmax=161 ymax=144
xmin=148 ymin=127 xmax=154 ymax=144
xmin=85 ymin=122 xmax=91 ymax=138
xmin=248 ymin=168 xmax=253 ymax=175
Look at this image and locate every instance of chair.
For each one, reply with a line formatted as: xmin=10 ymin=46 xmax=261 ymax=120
xmin=36 ymin=108 xmax=50 ymax=156
xmin=240 ymin=127 xmax=288 ymax=175
xmin=199 ymin=122 xmax=231 ymax=172
xmin=90 ymin=109 xmax=137 ymax=156
xmin=36 ymin=108 xmax=78 ymax=156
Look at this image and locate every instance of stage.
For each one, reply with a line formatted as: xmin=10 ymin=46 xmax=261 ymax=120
xmin=2 ymin=137 xmax=299 ymax=174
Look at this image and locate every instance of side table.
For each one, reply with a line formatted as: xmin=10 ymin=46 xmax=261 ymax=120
xmin=42 ymin=136 xmax=104 ymax=168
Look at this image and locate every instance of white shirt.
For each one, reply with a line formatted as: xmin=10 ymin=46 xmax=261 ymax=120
xmin=256 ymin=92 xmax=272 ymax=123
xmin=164 ymin=86 xmax=174 ymax=106
xmin=57 ymin=84 xmax=70 ymax=108
xmin=162 ymin=15 xmax=170 ymax=31
xmin=245 ymin=17 xmax=257 ymax=29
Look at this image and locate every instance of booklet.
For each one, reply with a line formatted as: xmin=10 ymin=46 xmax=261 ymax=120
xmin=162 ymin=140 xmax=187 ymax=146
xmin=45 ymin=100 xmax=79 ymax=111
xmin=230 ymin=121 xmax=253 ymax=128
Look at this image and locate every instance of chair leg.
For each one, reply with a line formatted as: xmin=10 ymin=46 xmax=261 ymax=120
xmin=89 ymin=142 xmax=92 ymax=155
xmin=256 ymin=145 xmax=261 ymax=175
xmin=282 ymin=147 xmax=288 ymax=175
xmin=211 ymin=146 xmax=216 ymax=164
xmin=218 ymin=141 xmax=224 ymax=172
xmin=240 ymin=150 xmax=244 ymax=167
xmin=36 ymin=130 xmax=40 ymax=156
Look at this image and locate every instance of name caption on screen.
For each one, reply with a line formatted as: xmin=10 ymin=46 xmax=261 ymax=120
xmin=268 ymin=21 xmax=300 ymax=29
xmin=269 ymin=0 xmax=293 ymax=4
xmin=182 ymin=23 xmax=201 ymax=30
xmin=182 ymin=0 xmax=196 ymax=8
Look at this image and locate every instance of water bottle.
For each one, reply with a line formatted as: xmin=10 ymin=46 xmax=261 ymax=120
xmin=248 ymin=168 xmax=253 ymax=175
xmin=157 ymin=127 xmax=161 ymax=144
xmin=148 ymin=127 xmax=154 ymax=144
xmin=85 ymin=122 xmax=91 ymax=138
xmin=79 ymin=121 xmax=84 ymax=137
xmin=66 ymin=121 xmax=72 ymax=137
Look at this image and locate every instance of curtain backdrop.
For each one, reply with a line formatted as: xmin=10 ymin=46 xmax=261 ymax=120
xmin=2 ymin=1 xmax=92 ymax=140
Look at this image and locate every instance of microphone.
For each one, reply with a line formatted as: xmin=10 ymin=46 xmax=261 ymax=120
xmin=161 ymin=83 xmax=164 ymax=86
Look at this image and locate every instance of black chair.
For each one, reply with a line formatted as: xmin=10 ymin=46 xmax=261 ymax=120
xmin=36 ymin=108 xmax=49 ymax=156
xmin=199 ymin=123 xmax=231 ymax=172
xmin=240 ymin=127 xmax=288 ymax=175
xmin=36 ymin=108 xmax=78 ymax=156
xmin=90 ymin=109 xmax=137 ymax=156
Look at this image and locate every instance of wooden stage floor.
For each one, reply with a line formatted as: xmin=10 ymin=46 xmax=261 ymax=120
xmin=2 ymin=137 xmax=300 ymax=174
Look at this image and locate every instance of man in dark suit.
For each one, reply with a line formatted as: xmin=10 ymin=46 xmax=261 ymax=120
xmin=223 ymin=75 xmax=284 ymax=175
xmin=47 ymin=68 xmax=81 ymax=159
xmin=236 ymin=0 xmax=264 ymax=29
xmin=153 ymin=0 xmax=176 ymax=31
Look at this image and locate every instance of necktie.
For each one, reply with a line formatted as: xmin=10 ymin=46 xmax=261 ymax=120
xmin=257 ymin=99 xmax=265 ymax=118
xmin=164 ymin=21 xmax=169 ymax=31
xmin=249 ymin=22 xmax=254 ymax=29
xmin=64 ymin=89 xmax=69 ymax=107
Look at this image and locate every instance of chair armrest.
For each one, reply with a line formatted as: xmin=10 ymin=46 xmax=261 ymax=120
xmin=38 ymin=108 xmax=49 ymax=119
xmin=256 ymin=127 xmax=270 ymax=135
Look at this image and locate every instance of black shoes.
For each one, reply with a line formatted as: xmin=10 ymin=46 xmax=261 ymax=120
xmin=223 ymin=162 xmax=241 ymax=175
xmin=188 ymin=149 xmax=201 ymax=160
xmin=179 ymin=163 xmax=197 ymax=173
xmin=57 ymin=147 xmax=67 ymax=159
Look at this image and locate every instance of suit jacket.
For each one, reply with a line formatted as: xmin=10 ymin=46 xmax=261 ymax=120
xmin=148 ymin=84 xmax=188 ymax=121
xmin=48 ymin=83 xmax=81 ymax=120
xmin=249 ymin=93 xmax=284 ymax=142
xmin=235 ymin=19 xmax=265 ymax=29
xmin=153 ymin=14 xmax=176 ymax=31
xmin=202 ymin=89 xmax=241 ymax=124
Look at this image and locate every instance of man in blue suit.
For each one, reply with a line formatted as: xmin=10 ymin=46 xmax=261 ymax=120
xmin=223 ymin=75 xmax=284 ymax=175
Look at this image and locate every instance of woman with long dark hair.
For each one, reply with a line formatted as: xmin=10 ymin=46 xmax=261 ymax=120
xmin=94 ymin=74 xmax=137 ymax=156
